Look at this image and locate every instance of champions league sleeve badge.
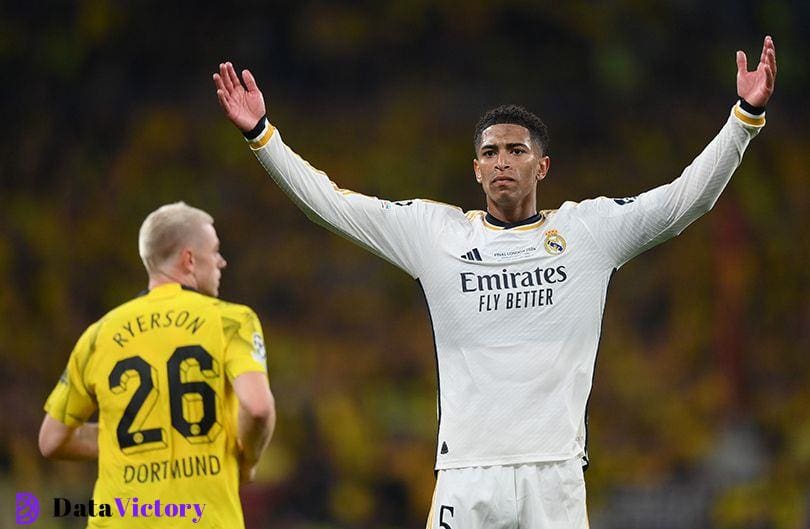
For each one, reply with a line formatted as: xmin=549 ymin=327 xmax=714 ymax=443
xmin=543 ymin=229 xmax=567 ymax=255
xmin=252 ymin=332 xmax=267 ymax=366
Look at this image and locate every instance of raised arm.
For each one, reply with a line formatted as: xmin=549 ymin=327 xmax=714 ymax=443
xmin=576 ymin=37 xmax=777 ymax=268
xmin=211 ymin=62 xmax=451 ymax=279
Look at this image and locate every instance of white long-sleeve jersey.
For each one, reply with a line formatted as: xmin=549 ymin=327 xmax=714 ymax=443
xmin=246 ymin=104 xmax=764 ymax=470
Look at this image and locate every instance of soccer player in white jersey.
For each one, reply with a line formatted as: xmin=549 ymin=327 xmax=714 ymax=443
xmin=213 ymin=36 xmax=776 ymax=528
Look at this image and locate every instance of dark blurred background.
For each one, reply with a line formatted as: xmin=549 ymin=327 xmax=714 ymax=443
xmin=1 ymin=1 xmax=809 ymax=528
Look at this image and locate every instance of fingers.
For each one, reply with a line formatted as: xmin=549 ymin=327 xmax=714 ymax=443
xmin=762 ymin=35 xmax=775 ymax=56
xmin=226 ymin=62 xmax=243 ymax=93
xmin=243 ymin=69 xmax=259 ymax=93
xmin=212 ymin=72 xmax=226 ymax=93
xmin=765 ymin=49 xmax=777 ymax=81
xmin=215 ymin=88 xmax=231 ymax=111
xmin=760 ymin=36 xmax=777 ymax=72
xmin=756 ymin=36 xmax=777 ymax=92
xmin=760 ymin=36 xmax=768 ymax=65
xmin=736 ymin=50 xmax=747 ymax=76
xmin=766 ymin=36 xmax=777 ymax=77
xmin=740 ymin=36 xmax=777 ymax=78
xmin=212 ymin=72 xmax=231 ymax=112
xmin=764 ymin=64 xmax=775 ymax=90
xmin=219 ymin=62 xmax=235 ymax=93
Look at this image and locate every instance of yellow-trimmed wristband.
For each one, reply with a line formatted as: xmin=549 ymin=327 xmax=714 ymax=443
xmin=739 ymin=98 xmax=765 ymax=115
xmin=733 ymin=99 xmax=766 ymax=127
xmin=243 ymin=116 xmax=275 ymax=149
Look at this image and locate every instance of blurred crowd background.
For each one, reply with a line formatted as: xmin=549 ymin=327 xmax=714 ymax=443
xmin=1 ymin=1 xmax=808 ymax=528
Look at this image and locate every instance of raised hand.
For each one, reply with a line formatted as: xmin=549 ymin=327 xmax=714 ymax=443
xmin=736 ymin=36 xmax=777 ymax=108
xmin=213 ymin=62 xmax=266 ymax=133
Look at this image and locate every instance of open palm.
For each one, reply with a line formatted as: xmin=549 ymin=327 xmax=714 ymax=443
xmin=737 ymin=36 xmax=777 ymax=108
xmin=213 ymin=62 xmax=266 ymax=132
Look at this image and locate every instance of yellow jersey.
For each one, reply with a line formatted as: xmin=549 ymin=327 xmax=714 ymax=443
xmin=44 ymin=283 xmax=268 ymax=528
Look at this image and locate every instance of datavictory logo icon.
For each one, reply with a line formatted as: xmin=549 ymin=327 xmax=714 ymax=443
xmin=15 ymin=492 xmax=40 ymax=525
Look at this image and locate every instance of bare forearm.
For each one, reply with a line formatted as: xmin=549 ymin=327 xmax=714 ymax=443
xmin=238 ymin=405 xmax=275 ymax=465
xmin=40 ymin=420 xmax=99 ymax=460
xmin=60 ymin=422 xmax=98 ymax=460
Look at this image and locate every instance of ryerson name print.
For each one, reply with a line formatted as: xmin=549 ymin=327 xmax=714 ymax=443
xmin=460 ymin=265 xmax=568 ymax=312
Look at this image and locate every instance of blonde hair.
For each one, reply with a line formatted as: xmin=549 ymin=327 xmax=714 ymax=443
xmin=138 ymin=202 xmax=214 ymax=275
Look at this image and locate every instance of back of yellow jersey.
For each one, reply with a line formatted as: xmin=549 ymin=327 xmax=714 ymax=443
xmin=45 ymin=283 xmax=268 ymax=528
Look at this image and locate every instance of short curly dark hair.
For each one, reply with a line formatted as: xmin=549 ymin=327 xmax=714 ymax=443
xmin=473 ymin=105 xmax=550 ymax=156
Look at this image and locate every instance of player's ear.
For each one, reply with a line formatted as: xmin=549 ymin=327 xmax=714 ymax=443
xmin=179 ymin=247 xmax=195 ymax=272
xmin=473 ymin=158 xmax=482 ymax=184
xmin=536 ymin=156 xmax=550 ymax=182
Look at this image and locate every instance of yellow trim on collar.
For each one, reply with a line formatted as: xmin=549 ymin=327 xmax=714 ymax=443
xmin=465 ymin=210 xmax=485 ymax=222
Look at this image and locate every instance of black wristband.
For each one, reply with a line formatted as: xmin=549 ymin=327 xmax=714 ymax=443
xmin=243 ymin=116 xmax=268 ymax=140
xmin=739 ymin=98 xmax=765 ymax=116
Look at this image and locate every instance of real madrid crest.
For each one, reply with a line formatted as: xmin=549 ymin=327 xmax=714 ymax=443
xmin=543 ymin=229 xmax=566 ymax=255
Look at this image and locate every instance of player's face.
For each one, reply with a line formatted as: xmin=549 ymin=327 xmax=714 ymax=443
xmin=192 ymin=223 xmax=227 ymax=297
xmin=473 ymin=124 xmax=549 ymax=215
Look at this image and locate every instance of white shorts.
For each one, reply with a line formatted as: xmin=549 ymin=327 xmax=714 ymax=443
xmin=425 ymin=459 xmax=589 ymax=529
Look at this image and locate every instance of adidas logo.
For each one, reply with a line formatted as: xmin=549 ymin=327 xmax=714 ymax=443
xmin=460 ymin=248 xmax=482 ymax=261
xmin=440 ymin=442 xmax=449 ymax=454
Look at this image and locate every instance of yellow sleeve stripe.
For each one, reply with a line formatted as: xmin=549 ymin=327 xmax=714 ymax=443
xmin=732 ymin=104 xmax=766 ymax=127
xmin=248 ymin=124 xmax=276 ymax=150
xmin=328 ymin=180 xmax=373 ymax=198
xmin=420 ymin=198 xmax=463 ymax=213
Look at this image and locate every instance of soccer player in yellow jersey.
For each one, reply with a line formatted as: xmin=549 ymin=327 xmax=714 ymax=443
xmin=39 ymin=202 xmax=275 ymax=528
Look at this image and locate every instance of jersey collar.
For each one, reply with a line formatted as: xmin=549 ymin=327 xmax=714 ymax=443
xmin=138 ymin=283 xmax=199 ymax=297
xmin=484 ymin=212 xmax=545 ymax=230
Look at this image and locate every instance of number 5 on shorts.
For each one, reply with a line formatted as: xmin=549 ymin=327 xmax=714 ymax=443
xmin=439 ymin=505 xmax=454 ymax=529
